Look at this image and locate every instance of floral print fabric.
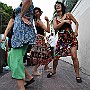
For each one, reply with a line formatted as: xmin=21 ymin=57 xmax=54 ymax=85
xmin=11 ymin=3 xmax=36 ymax=48
xmin=55 ymin=28 xmax=78 ymax=57
xmin=30 ymin=34 xmax=52 ymax=65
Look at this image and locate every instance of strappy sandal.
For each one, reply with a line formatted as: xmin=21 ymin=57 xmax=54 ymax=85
xmin=47 ymin=72 xmax=56 ymax=78
xmin=24 ymin=78 xmax=35 ymax=88
xmin=76 ymin=77 xmax=82 ymax=83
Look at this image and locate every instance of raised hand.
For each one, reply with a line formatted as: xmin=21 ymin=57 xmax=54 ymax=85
xmin=44 ymin=16 xmax=49 ymax=22
xmin=74 ymin=31 xmax=78 ymax=37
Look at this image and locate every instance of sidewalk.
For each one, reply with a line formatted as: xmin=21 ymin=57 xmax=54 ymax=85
xmin=0 ymin=60 xmax=90 ymax=90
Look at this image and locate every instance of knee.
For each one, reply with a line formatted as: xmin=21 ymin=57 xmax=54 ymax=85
xmin=54 ymin=56 xmax=60 ymax=61
xmin=71 ymin=56 xmax=78 ymax=61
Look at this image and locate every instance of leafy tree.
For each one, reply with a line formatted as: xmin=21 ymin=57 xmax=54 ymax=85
xmin=0 ymin=2 xmax=13 ymax=33
xmin=64 ymin=0 xmax=79 ymax=12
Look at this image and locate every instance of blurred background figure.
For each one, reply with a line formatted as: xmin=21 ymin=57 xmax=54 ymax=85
xmin=0 ymin=31 xmax=8 ymax=73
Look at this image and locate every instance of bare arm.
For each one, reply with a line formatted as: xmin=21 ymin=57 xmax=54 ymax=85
xmin=6 ymin=41 xmax=9 ymax=51
xmin=21 ymin=0 xmax=32 ymax=18
xmin=44 ymin=16 xmax=50 ymax=33
xmin=36 ymin=16 xmax=50 ymax=33
xmin=53 ymin=15 xmax=72 ymax=31
xmin=68 ymin=12 xmax=79 ymax=36
xmin=53 ymin=17 xmax=65 ymax=30
xmin=3 ymin=18 xmax=14 ymax=40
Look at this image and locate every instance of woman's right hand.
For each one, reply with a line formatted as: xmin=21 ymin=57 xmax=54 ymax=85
xmin=44 ymin=16 xmax=49 ymax=22
xmin=22 ymin=16 xmax=32 ymax=26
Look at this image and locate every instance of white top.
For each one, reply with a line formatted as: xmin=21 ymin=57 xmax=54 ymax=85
xmin=0 ymin=34 xmax=8 ymax=51
xmin=48 ymin=35 xmax=55 ymax=47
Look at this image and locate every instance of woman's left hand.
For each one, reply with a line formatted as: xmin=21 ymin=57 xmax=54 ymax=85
xmin=74 ymin=31 xmax=78 ymax=37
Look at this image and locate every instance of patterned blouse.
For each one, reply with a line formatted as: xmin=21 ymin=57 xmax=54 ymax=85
xmin=11 ymin=3 xmax=36 ymax=48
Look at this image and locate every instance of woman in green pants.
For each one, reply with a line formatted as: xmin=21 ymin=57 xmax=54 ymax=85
xmin=7 ymin=0 xmax=36 ymax=90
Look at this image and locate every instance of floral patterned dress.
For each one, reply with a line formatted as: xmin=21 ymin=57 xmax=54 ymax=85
xmin=30 ymin=26 xmax=52 ymax=65
xmin=55 ymin=16 xmax=78 ymax=57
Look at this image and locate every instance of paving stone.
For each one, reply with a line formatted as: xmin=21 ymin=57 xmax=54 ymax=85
xmin=0 ymin=60 xmax=90 ymax=90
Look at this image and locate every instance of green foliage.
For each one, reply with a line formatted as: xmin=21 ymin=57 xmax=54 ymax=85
xmin=64 ymin=0 xmax=79 ymax=12
xmin=0 ymin=2 xmax=13 ymax=33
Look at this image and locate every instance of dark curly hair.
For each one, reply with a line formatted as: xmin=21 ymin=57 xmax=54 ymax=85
xmin=33 ymin=7 xmax=43 ymax=21
xmin=54 ymin=1 xmax=66 ymax=15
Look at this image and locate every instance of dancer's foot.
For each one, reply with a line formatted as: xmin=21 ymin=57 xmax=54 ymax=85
xmin=44 ymin=65 xmax=52 ymax=71
xmin=44 ymin=65 xmax=50 ymax=70
xmin=24 ymin=78 xmax=35 ymax=88
xmin=76 ymin=77 xmax=82 ymax=83
xmin=47 ymin=72 xmax=56 ymax=78
xmin=44 ymin=67 xmax=52 ymax=72
xmin=32 ymin=71 xmax=42 ymax=76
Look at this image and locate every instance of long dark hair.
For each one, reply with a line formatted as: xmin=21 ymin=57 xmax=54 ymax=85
xmin=20 ymin=2 xmax=22 ymax=7
xmin=33 ymin=7 xmax=43 ymax=21
xmin=54 ymin=1 xmax=66 ymax=15
xmin=12 ymin=9 xmax=15 ymax=19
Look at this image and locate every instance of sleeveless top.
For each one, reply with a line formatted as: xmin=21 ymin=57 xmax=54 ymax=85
xmin=56 ymin=16 xmax=72 ymax=32
xmin=11 ymin=3 xmax=36 ymax=48
xmin=36 ymin=26 xmax=44 ymax=36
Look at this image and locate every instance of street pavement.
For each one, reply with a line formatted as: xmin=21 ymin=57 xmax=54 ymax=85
xmin=0 ymin=60 xmax=90 ymax=90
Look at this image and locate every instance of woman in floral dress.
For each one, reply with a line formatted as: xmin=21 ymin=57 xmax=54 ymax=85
xmin=30 ymin=7 xmax=52 ymax=75
xmin=47 ymin=1 xmax=82 ymax=83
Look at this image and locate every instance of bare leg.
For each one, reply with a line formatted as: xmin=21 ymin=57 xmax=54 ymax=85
xmin=71 ymin=46 xmax=82 ymax=83
xmin=32 ymin=64 xmax=41 ymax=76
xmin=44 ymin=64 xmax=52 ymax=72
xmin=16 ymin=79 xmax=25 ymax=90
xmin=47 ymin=56 xmax=60 ymax=78
xmin=44 ymin=64 xmax=50 ymax=70
xmin=25 ymin=69 xmax=33 ymax=80
xmin=52 ymin=56 xmax=60 ymax=73
xmin=24 ymin=69 xmax=35 ymax=87
xmin=71 ymin=46 xmax=79 ymax=77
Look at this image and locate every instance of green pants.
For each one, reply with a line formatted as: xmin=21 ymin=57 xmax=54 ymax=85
xmin=8 ymin=45 xmax=28 ymax=79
